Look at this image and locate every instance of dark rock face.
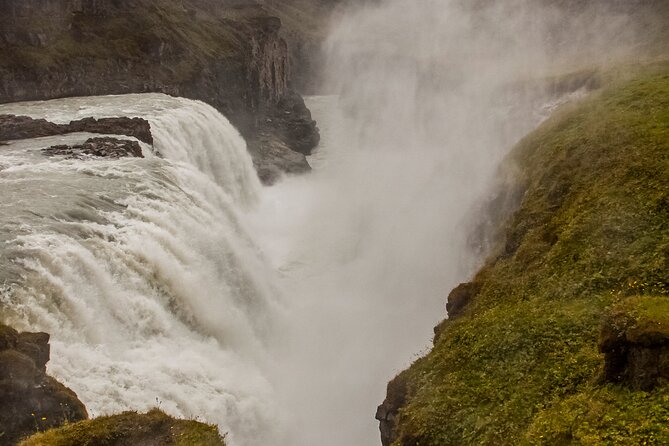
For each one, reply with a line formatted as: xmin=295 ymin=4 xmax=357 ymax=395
xmin=43 ymin=137 xmax=144 ymax=159
xmin=0 ymin=115 xmax=61 ymax=142
xmin=260 ymin=92 xmax=320 ymax=155
xmin=376 ymin=371 xmax=409 ymax=446
xmin=446 ymin=281 xmax=482 ymax=319
xmin=600 ymin=309 xmax=669 ymax=391
xmin=247 ymin=134 xmax=311 ymax=185
xmin=0 ymin=114 xmax=153 ymax=144
xmin=0 ymin=324 xmax=88 ymax=446
xmin=248 ymin=91 xmax=319 ymax=183
xmin=67 ymin=117 xmax=153 ymax=145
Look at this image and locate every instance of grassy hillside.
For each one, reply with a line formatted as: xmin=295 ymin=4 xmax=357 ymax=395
xmin=384 ymin=61 xmax=669 ymax=445
xmin=18 ymin=409 xmax=226 ymax=446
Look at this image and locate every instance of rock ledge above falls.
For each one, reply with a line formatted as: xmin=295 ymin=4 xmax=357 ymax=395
xmin=0 ymin=114 xmax=153 ymax=145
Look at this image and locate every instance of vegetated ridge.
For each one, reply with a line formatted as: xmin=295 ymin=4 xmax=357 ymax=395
xmin=377 ymin=61 xmax=669 ymax=446
xmin=18 ymin=409 xmax=226 ymax=446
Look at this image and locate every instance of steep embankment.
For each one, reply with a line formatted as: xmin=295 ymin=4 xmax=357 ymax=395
xmin=0 ymin=0 xmax=319 ymax=182
xmin=378 ymin=63 xmax=669 ymax=445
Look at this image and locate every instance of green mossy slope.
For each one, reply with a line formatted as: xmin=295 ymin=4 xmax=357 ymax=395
xmin=388 ymin=62 xmax=669 ymax=445
xmin=18 ymin=409 xmax=226 ymax=446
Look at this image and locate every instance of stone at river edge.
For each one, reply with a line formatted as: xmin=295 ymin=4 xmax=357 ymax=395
xmin=0 ymin=324 xmax=88 ymax=446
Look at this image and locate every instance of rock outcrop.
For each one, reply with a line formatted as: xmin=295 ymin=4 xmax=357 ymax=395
xmin=376 ymin=371 xmax=409 ymax=446
xmin=248 ymin=134 xmax=311 ymax=185
xmin=0 ymin=115 xmax=153 ymax=145
xmin=0 ymin=324 xmax=88 ymax=446
xmin=445 ymin=282 xmax=482 ymax=319
xmin=247 ymin=91 xmax=319 ymax=184
xmin=600 ymin=296 xmax=669 ymax=391
xmin=43 ymin=137 xmax=144 ymax=159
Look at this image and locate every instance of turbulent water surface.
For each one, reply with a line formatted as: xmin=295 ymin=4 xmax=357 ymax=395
xmin=0 ymin=94 xmax=286 ymax=445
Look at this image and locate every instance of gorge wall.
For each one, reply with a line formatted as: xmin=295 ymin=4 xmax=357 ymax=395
xmin=0 ymin=0 xmax=319 ymax=178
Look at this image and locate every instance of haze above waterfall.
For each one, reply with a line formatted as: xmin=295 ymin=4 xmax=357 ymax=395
xmin=253 ymin=1 xmax=656 ymax=445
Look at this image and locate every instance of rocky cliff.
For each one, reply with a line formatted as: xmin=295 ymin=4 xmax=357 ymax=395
xmin=0 ymin=324 xmax=88 ymax=446
xmin=0 ymin=0 xmax=320 ymax=182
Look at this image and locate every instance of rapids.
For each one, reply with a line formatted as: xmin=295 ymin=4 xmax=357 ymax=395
xmin=0 ymin=95 xmax=284 ymax=445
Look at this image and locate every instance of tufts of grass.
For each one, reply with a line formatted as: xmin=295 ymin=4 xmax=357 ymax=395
xmin=18 ymin=409 xmax=226 ymax=446
xmin=390 ymin=61 xmax=669 ymax=445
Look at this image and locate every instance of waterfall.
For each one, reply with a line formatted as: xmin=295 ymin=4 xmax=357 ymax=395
xmin=0 ymin=94 xmax=262 ymax=204
xmin=0 ymin=94 xmax=284 ymax=446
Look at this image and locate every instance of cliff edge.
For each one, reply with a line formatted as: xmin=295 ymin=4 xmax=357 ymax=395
xmin=378 ymin=61 xmax=669 ymax=446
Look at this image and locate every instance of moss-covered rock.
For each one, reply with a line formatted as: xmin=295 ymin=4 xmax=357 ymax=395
xmin=600 ymin=296 xmax=669 ymax=390
xmin=380 ymin=61 xmax=669 ymax=445
xmin=18 ymin=409 xmax=226 ymax=446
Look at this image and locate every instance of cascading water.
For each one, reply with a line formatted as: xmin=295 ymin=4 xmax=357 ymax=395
xmin=0 ymin=94 xmax=286 ymax=445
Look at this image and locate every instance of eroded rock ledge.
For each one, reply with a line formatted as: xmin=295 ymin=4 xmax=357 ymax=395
xmin=0 ymin=114 xmax=153 ymax=145
xmin=43 ymin=137 xmax=144 ymax=159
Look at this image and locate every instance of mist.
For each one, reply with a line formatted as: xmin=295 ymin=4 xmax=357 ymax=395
xmin=251 ymin=0 xmax=657 ymax=445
